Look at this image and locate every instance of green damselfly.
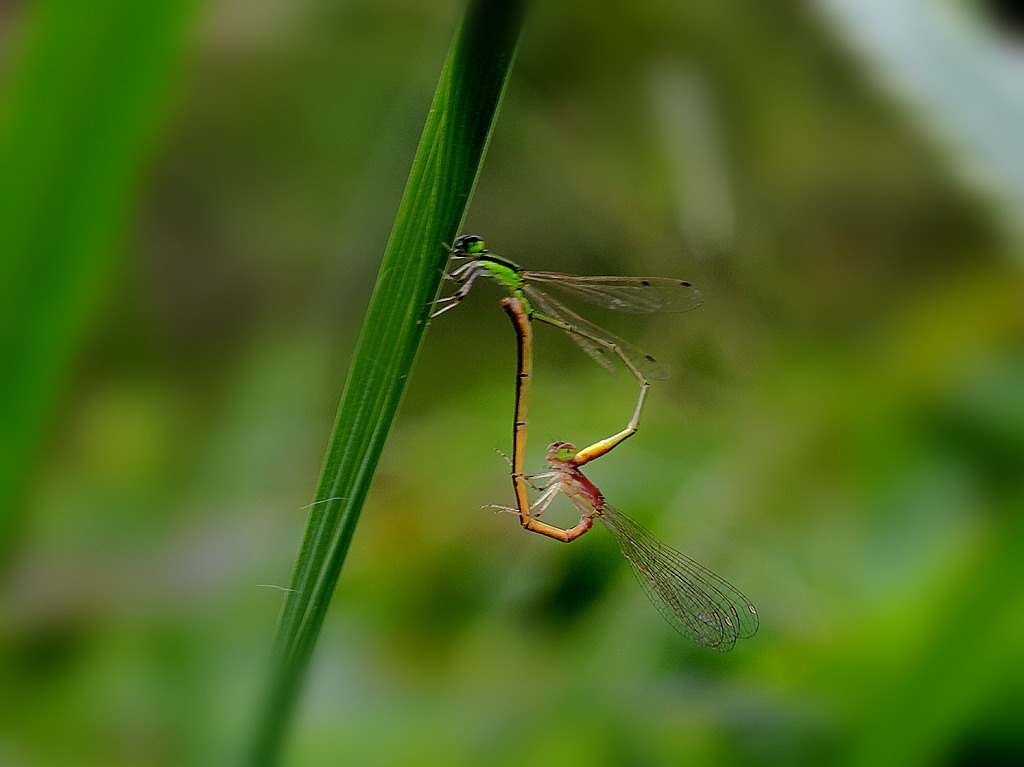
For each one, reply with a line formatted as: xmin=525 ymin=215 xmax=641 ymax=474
xmin=434 ymin=235 xmax=703 ymax=441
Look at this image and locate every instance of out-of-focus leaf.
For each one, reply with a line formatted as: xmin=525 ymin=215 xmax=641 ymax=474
xmin=0 ymin=0 xmax=198 ymax=545
xmin=816 ymin=0 xmax=1024 ymax=251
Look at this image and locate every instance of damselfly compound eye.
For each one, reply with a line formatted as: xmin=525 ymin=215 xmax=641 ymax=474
xmin=453 ymin=234 xmax=485 ymax=254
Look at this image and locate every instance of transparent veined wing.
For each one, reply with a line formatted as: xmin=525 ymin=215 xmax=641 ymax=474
xmin=597 ymin=504 xmax=758 ymax=650
xmin=522 ymin=285 xmax=668 ymax=382
xmin=523 ymin=271 xmax=703 ymax=314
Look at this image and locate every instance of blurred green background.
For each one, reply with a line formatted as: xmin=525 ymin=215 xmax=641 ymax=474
xmin=2 ymin=1 xmax=1023 ymax=765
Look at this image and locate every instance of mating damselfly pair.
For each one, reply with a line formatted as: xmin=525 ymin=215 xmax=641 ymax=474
xmin=433 ymin=235 xmax=757 ymax=650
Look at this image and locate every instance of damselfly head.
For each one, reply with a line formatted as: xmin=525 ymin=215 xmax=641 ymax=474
xmin=546 ymin=442 xmax=578 ymax=464
xmin=452 ymin=234 xmax=487 ymax=256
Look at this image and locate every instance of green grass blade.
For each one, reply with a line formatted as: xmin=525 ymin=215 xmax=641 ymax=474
xmin=0 ymin=0 xmax=198 ymax=548
xmin=249 ymin=1 xmax=528 ymax=762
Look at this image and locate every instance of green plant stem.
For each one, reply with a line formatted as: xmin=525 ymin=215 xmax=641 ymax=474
xmin=248 ymin=1 xmax=527 ymax=763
